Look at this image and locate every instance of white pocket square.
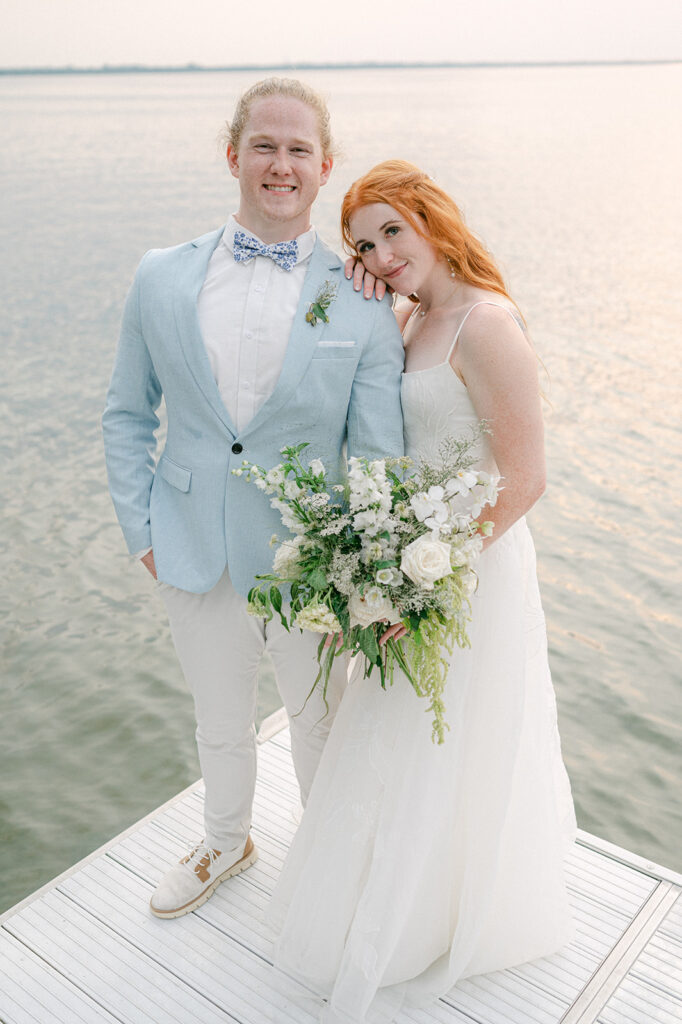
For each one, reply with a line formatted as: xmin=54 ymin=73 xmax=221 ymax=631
xmin=316 ymin=340 xmax=356 ymax=348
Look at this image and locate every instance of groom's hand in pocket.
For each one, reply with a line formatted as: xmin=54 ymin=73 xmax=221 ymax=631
xmin=141 ymin=549 xmax=157 ymax=580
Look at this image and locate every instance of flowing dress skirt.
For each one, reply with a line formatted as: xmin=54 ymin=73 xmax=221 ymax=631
xmin=267 ymin=519 xmax=576 ymax=1023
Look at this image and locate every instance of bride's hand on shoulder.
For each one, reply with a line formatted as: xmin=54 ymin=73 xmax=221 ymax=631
xmin=344 ymin=257 xmax=389 ymax=301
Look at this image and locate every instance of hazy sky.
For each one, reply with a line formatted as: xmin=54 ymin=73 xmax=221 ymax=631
xmin=1 ymin=0 xmax=680 ymax=68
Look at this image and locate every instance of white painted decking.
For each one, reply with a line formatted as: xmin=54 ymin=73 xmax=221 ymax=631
xmin=1 ymin=710 xmax=681 ymax=1024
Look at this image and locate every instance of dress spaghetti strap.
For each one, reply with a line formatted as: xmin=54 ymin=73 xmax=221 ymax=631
xmin=445 ymin=300 xmax=523 ymax=363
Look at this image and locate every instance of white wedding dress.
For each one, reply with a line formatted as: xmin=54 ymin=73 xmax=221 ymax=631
xmin=267 ymin=302 xmax=577 ymax=1023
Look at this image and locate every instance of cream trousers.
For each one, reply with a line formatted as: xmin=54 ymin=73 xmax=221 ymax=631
xmin=159 ymin=569 xmax=348 ymax=855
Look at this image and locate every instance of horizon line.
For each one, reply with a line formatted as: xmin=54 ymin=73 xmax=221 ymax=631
xmin=1 ymin=58 xmax=681 ymax=76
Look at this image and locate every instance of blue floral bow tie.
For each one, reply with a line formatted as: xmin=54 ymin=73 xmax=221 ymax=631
xmin=232 ymin=230 xmax=299 ymax=271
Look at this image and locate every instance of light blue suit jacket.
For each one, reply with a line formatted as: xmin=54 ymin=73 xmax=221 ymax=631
xmin=102 ymin=227 xmax=405 ymax=594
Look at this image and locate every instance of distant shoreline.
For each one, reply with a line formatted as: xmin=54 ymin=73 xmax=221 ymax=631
xmin=1 ymin=58 xmax=680 ymax=76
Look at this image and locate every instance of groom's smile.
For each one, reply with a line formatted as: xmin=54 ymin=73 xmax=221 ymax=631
xmin=227 ymin=95 xmax=333 ymax=244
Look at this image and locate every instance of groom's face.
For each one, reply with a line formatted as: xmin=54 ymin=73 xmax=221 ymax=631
xmin=227 ymin=96 xmax=333 ymax=243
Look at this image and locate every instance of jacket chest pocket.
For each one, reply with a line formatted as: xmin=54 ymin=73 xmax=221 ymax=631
xmin=157 ymin=455 xmax=192 ymax=492
xmin=311 ymin=340 xmax=358 ymax=359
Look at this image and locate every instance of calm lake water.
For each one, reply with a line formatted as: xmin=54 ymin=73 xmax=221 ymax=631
xmin=1 ymin=65 xmax=681 ymax=914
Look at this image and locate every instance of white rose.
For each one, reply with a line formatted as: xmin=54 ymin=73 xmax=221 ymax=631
xmin=348 ymin=587 xmax=399 ymax=628
xmin=309 ymin=458 xmax=325 ymax=476
xmin=400 ymin=535 xmax=453 ymax=590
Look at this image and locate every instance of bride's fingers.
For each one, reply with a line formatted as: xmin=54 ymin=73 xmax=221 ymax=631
xmin=354 ymin=261 xmax=368 ymax=294
xmin=324 ymin=632 xmax=344 ymax=650
xmin=344 ymin=258 xmax=390 ymax=302
xmin=379 ymin=622 xmax=408 ymax=645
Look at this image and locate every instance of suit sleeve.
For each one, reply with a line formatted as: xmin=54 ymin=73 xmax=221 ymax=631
xmin=102 ymin=255 xmax=163 ymax=554
xmin=347 ymin=297 xmax=405 ymax=461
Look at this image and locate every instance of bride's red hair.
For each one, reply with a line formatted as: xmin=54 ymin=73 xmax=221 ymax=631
xmin=341 ymin=160 xmax=513 ymax=305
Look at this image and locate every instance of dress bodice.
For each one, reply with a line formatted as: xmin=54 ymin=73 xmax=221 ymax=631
xmin=400 ymin=299 xmax=520 ymax=475
xmin=401 ymin=360 xmax=497 ymax=475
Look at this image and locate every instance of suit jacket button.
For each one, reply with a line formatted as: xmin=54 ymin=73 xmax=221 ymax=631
xmin=232 ymin=442 xmax=243 ymax=454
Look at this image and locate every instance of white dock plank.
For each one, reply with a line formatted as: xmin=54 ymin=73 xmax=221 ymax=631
xmin=597 ymin=892 xmax=682 ymax=1024
xmin=0 ymin=931 xmax=120 ymax=1024
xmin=1 ymin=721 xmax=680 ymax=1024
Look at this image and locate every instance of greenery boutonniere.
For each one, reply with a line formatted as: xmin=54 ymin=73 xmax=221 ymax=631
xmin=306 ymin=280 xmax=338 ymax=326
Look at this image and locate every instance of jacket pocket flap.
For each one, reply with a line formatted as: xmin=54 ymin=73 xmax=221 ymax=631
xmin=158 ymin=455 xmax=192 ymax=492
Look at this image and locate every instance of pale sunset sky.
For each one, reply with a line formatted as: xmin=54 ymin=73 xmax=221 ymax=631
xmin=0 ymin=0 xmax=679 ymax=68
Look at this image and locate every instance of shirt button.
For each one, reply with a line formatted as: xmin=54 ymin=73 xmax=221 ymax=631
xmin=232 ymin=442 xmax=243 ymax=454
xmin=243 ymin=382 xmax=250 ymax=390
xmin=245 ymin=331 xmax=253 ymax=340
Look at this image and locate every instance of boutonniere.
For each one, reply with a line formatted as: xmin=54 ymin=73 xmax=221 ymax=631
xmin=305 ymin=280 xmax=338 ymax=326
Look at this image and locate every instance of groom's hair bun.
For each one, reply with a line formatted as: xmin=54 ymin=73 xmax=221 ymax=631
xmin=222 ymin=78 xmax=335 ymax=158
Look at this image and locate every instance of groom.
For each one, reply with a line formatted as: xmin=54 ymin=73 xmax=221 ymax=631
xmin=102 ymin=78 xmax=405 ymax=918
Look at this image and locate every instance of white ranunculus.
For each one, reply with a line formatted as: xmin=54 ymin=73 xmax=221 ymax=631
xmin=400 ymin=535 xmax=453 ymax=590
xmin=348 ymin=587 xmax=399 ymax=628
xmin=353 ymin=508 xmax=389 ymax=536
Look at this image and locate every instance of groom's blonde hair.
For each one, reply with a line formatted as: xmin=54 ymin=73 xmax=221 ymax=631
xmin=224 ymin=78 xmax=335 ymax=158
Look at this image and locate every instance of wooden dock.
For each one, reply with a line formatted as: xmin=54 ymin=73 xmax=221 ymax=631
xmin=1 ymin=709 xmax=680 ymax=1024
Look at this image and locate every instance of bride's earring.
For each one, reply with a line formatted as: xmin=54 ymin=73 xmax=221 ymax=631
xmin=446 ymin=255 xmax=456 ymax=279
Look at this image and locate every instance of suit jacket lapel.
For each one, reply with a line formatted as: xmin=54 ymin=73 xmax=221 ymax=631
xmin=241 ymin=238 xmax=343 ymax=438
xmin=172 ymin=227 xmax=238 ymax=437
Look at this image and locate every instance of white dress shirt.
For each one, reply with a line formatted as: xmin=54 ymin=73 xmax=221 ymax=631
xmin=197 ymin=215 xmax=316 ymax=433
xmin=136 ymin=216 xmax=316 ymax=561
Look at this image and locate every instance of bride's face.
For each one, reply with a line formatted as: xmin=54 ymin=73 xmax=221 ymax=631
xmin=348 ymin=202 xmax=440 ymax=295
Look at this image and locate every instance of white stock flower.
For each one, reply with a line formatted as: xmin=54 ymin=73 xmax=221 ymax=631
xmin=361 ymin=540 xmax=383 ymax=563
xmin=283 ymin=479 xmax=302 ymax=500
xmin=272 ymin=536 xmax=305 ymax=577
xmin=265 ymin=466 xmax=285 ymax=487
xmin=271 ymin=498 xmax=305 ymax=534
xmin=400 ymin=535 xmax=453 ymax=590
xmin=353 ymin=508 xmax=388 ymax=536
xmin=295 ymin=601 xmax=341 ymax=635
xmin=348 ymin=587 xmax=399 ymax=628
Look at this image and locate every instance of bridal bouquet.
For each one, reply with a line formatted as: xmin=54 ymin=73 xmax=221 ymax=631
xmin=235 ymin=435 xmax=499 ymax=743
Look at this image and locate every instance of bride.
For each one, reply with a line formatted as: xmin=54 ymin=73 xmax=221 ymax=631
xmin=267 ymin=160 xmax=577 ymax=1023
